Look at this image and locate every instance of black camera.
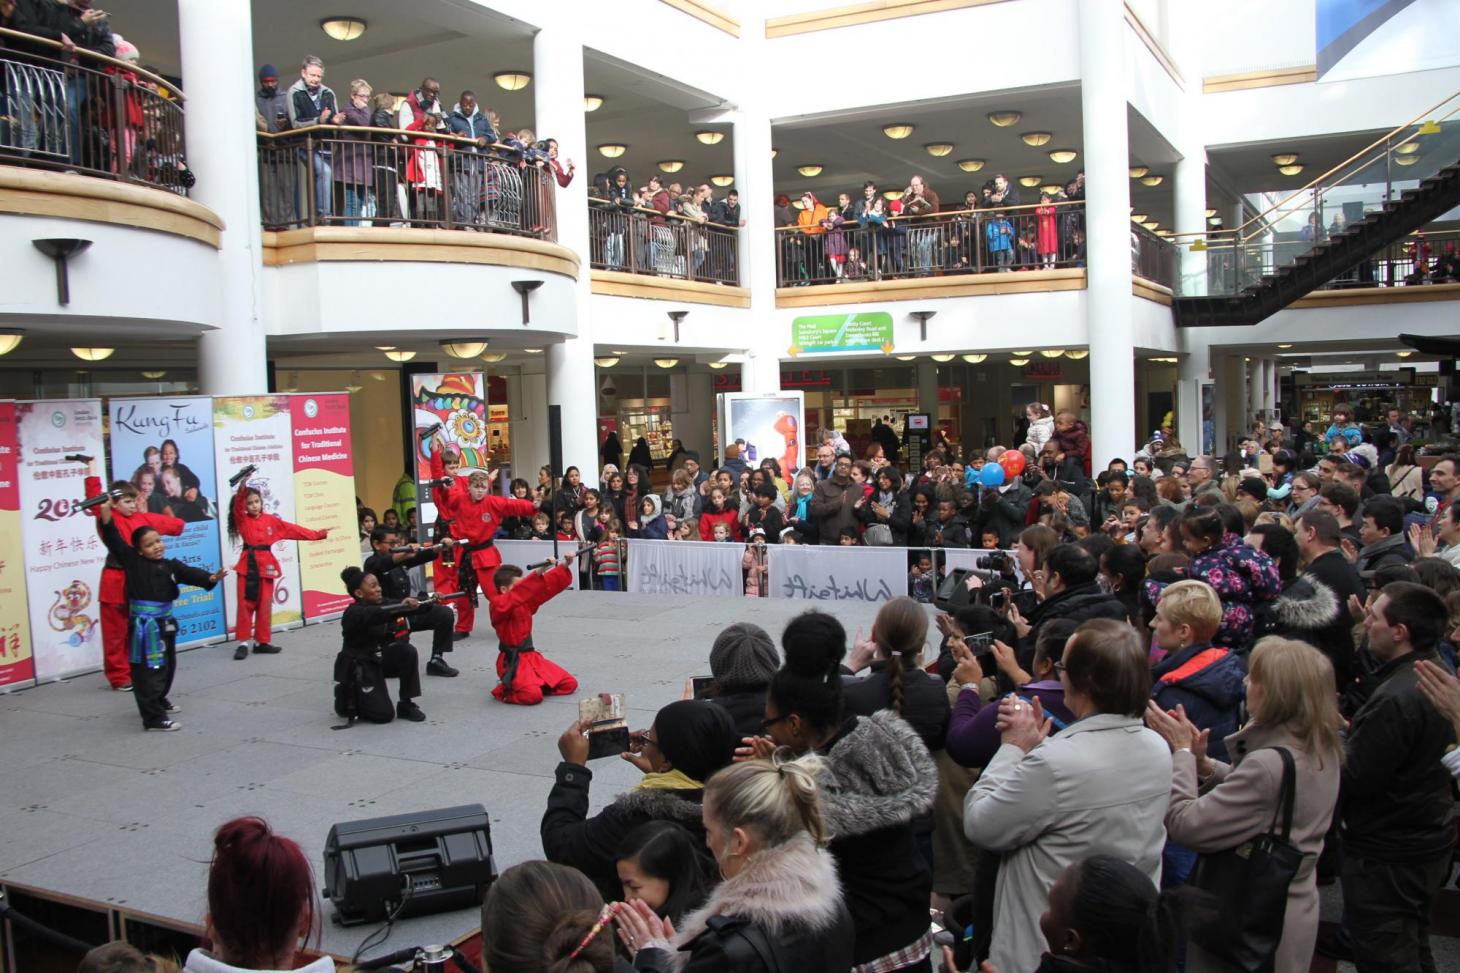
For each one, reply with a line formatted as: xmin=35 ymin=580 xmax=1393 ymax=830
xmin=976 ymin=551 xmax=1012 ymax=572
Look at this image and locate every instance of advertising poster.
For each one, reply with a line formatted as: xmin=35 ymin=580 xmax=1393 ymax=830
xmin=290 ymin=393 xmax=357 ymax=620
xmin=108 ymin=397 xmax=228 ymax=645
xmin=410 ymin=372 xmax=488 ymax=531
xmin=718 ymin=391 xmax=805 ymax=475
xmin=0 ymin=403 xmax=34 ymax=691
xmin=212 ymin=396 xmax=303 ymax=632
xmin=16 ymin=399 xmax=107 ymax=681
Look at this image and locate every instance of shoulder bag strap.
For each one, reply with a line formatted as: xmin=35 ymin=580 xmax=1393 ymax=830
xmin=1267 ymin=746 xmax=1297 ymax=841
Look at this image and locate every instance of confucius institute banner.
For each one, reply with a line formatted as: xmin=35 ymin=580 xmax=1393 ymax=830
xmin=213 ymin=396 xmax=304 ymax=632
xmin=17 ymin=399 xmax=107 ymax=681
xmin=290 ymin=393 xmax=357 ymax=620
xmin=0 ymin=402 xmax=34 ymax=690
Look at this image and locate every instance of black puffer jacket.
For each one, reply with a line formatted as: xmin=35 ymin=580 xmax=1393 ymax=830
xmin=842 ymin=660 xmax=950 ymax=752
xmin=1021 ymin=582 xmax=1127 ymax=654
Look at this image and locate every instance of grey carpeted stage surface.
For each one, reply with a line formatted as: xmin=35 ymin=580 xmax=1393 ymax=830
xmin=0 ymin=592 xmax=885 ymax=958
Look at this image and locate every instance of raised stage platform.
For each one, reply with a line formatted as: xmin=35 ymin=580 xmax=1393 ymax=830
xmin=0 ymin=591 xmax=885 ymax=964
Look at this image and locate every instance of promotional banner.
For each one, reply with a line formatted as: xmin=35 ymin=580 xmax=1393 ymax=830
xmin=108 ymin=397 xmax=228 ymax=645
xmin=17 ymin=399 xmax=106 ymax=681
xmin=625 ymin=539 xmax=743 ymax=597
xmin=767 ymin=543 xmax=905 ymax=603
xmin=213 ymin=396 xmax=303 ymax=632
xmin=496 ymin=540 xmax=581 ymax=591
xmin=291 ymin=393 xmax=358 ymax=621
xmin=411 ymin=372 xmax=489 ymax=534
xmin=0 ymin=402 xmax=34 ymax=691
xmin=717 ymin=391 xmax=805 ymax=475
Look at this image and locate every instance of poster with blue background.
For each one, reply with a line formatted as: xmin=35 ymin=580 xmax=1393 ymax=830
xmin=109 ymin=397 xmax=227 ymax=645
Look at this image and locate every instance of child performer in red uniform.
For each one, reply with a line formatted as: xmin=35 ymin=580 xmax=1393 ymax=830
xmin=84 ymin=460 xmax=185 ymax=691
xmin=488 ymin=552 xmax=578 ymax=705
xmin=428 ymin=445 xmax=471 ymax=641
xmin=227 ymin=473 xmax=329 ymax=660
xmin=427 ymin=434 xmax=537 ymax=643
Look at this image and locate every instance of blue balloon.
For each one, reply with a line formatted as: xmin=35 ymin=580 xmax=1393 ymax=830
xmin=980 ymin=463 xmax=1006 ymax=487
xmin=965 ymin=466 xmax=978 ymax=490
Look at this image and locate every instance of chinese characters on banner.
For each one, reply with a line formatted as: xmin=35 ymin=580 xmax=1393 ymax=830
xmin=108 ymin=397 xmax=228 ymax=645
xmin=17 ymin=399 xmax=107 ymax=681
xmin=290 ymin=394 xmax=358 ymax=620
xmin=212 ymin=396 xmax=303 ymax=632
xmin=0 ymin=402 xmax=34 ymax=690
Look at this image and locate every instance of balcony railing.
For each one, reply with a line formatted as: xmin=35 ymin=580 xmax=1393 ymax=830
xmin=257 ymin=126 xmax=555 ymax=240
xmin=772 ymin=198 xmax=1085 ymax=287
xmin=587 ymin=199 xmax=741 ymax=285
xmin=1131 ymin=222 xmax=1176 ymax=288
xmin=0 ymin=28 xmax=188 ymax=194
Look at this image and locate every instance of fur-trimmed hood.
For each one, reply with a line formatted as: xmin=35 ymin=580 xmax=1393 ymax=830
xmin=672 ymin=833 xmax=844 ymax=953
xmin=819 ymin=710 xmax=938 ymax=839
xmin=612 ymin=787 xmax=704 ymax=825
xmin=1269 ymin=574 xmax=1341 ymax=631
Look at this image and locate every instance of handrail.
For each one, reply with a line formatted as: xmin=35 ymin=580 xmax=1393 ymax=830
xmin=769 ymin=197 xmax=1084 ymax=230
xmin=259 ymin=124 xmax=520 ymax=153
xmin=588 ymin=195 xmax=741 ymax=227
xmin=0 ymin=26 xmax=183 ymax=99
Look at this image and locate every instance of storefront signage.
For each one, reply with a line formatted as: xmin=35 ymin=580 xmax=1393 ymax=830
xmin=1295 ymin=370 xmax=1416 ymax=389
xmin=1022 ymin=361 xmax=1063 ymax=380
xmin=790 ymin=313 xmax=894 ymax=355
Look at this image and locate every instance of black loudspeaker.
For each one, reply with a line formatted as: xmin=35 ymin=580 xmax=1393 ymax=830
xmin=323 ymin=804 xmax=496 ymax=926
xmin=934 ymin=569 xmax=977 ymax=613
xmin=548 ymin=404 xmax=563 ymax=476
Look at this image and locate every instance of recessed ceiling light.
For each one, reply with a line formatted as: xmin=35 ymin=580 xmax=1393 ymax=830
xmin=1278 ymin=164 xmax=1303 ymax=175
xmin=924 ymin=142 xmax=954 ymax=157
xmin=1020 ymin=132 xmax=1052 ymax=147
xmin=1270 ymin=153 xmax=1298 ymax=166
xmin=1018 ymin=175 xmax=1042 ymax=187
xmin=1140 ymin=175 xmax=1163 ymax=186
xmin=1041 ymin=350 xmax=1065 ymax=358
xmin=594 ymin=357 xmax=619 ymax=368
xmin=383 ymin=349 xmax=416 ymax=362
xmin=695 ymin=131 xmax=724 ymax=145
xmin=1395 ymin=141 xmax=1421 ymax=155
xmin=931 ymin=354 xmax=955 ymax=362
xmin=987 ymin=111 xmax=1021 ymax=127
xmin=1048 ymin=149 xmax=1077 ymax=164
xmin=1394 ymin=156 xmax=1419 ymax=166
xmin=710 ymin=174 xmax=734 ymax=187
xmin=1129 ymin=166 xmax=1149 ymax=179
xmin=71 ymin=347 xmax=113 ymax=361
xmin=896 ymin=355 xmax=917 ymax=361
xmin=797 ymin=164 xmax=823 ymax=177
xmin=319 ymin=17 xmax=367 ymax=41
xmin=1009 ymin=358 xmax=1030 ymax=366
xmin=882 ymin=123 xmax=915 ymax=140
xmin=1066 ymin=350 xmax=1088 ymax=360
xmin=440 ymin=340 xmax=488 ymax=359
xmin=961 ymin=353 xmax=987 ymax=363
xmin=653 ymin=358 xmax=680 ymax=368
xmin=493 ymin=71 xmax=531 ymax=91
xmin=480 ymin=352 xmax=508 ymax=363
xmin=657 ymin=160 xmax=684 ymax=173
xmin=584 ymin=94 xmax=604 ymax=112
xmin=597 ymin=144 xmax=627 ymax=158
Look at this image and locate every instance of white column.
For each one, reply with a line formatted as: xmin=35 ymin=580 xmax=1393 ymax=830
xmin=178 ymin=0 xmax=267 ymax=394
xmin=1079 ymin=0 xmax=1135 ymax=468
xmin=1177 ymin=337 xmax=1209 ymax=453
xmin=1260 ymin=358 xmax=1277 ymax=420
xmin=1216 ymin=355 xmax=1245 ymax=454
xmin=732 ymin=13 xmax=782 ymax=395
xmin=1174 ymin=151 xmax=1208 ymax=297
xmin=671 ymin=371 xmax=714 ymax=458
xmin=509 ymin=367 xmax=549 ymax=482
xmin=1246 ymin=357 xmax=1263 ymax=428
xmin=536 ymin=26 xmax=597 ymax=475
xmin=916 ymin=359 xmax=939 ymax=416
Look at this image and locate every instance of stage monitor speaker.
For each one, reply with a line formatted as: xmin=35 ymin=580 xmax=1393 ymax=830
xmin=323 ymin=804 xmax=496 ymax=926
xmin=548 ymin=404 xmax=563 ymax=476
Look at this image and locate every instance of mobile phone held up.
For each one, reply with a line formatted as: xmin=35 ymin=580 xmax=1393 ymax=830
xmin=964 ymin=631 xmax=995 ymax=656
xmin=578 ymin=692 xmax=630 ymax=760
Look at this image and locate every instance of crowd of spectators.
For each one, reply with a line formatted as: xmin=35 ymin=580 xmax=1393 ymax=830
xmin=589 ymin=169 xmax=744 ymax=282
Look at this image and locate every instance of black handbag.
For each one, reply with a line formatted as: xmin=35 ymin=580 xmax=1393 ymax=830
xmin=1187 ymin=746 xmax=1303 ymax=972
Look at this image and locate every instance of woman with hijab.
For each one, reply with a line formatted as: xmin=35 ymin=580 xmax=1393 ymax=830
xmin=600 ymin=431 xmax=623 ymax=472
xmin=628 ymin=436 xmax=654 ymax=471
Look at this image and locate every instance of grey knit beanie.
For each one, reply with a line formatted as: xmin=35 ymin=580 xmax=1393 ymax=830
xmin=709 ymin=622 xmax=779 ymax=692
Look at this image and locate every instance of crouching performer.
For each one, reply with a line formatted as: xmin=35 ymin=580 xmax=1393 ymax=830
xmin=487 ymin=552 xmax=579 ymax=705
xmin=334 ymin=566 xmax=428 ymax=726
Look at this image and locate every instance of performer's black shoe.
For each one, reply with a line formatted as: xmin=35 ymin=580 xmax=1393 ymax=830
xmin=452 ymin=631 xmax=469 ymax=642
xmin=233 ymin=644 xmax=249 ymax=660
xmin=427 ymin=655 xmax=459 ymax=677
xmin=397 ymin=700 xmax=426 ymax=722
xmin=144 ymin=720 xmax=182 ymax=732
xmin=254 ymin=643 xmax=282 ymax=654
xmin=114 ymin=683 xmax=134 ymax=692
xmin=162 ymin=699 xmax=181 ymax=714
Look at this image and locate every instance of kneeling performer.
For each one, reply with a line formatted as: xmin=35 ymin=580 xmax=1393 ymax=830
xmin=487 ymin=552 xmax=579 ymax=705
xmin=362 ymin=525 xmax=458 ymax=677
xmin=336 ymin=567 xmax=427 ymax=725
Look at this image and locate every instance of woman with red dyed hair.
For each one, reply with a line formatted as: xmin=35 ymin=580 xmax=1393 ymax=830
xmin=183 ymin=817 xmax=332 ymax=972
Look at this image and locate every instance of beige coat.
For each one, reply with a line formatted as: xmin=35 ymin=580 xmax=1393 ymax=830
xmin=1165 ymin=721 xmax=1341 ymax=973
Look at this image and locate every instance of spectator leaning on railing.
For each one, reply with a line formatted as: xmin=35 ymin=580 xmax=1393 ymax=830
xmin=286 ymin=55 xmax=338 ymax=218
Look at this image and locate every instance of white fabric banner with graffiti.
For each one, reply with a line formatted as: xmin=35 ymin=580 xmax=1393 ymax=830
xmin=625 ymin=540 xmax=743 ymax=597
xmin=767 ymin=543 xmax=905 ymax=603
xmin=494 ymin=540 xmax=581 ymax=591
xmin=17 ymin=399 xmax=108 ymax=681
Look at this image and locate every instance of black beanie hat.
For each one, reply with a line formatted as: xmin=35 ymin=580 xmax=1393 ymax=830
xmin=258 ymin=64 xmax=279 ymax=81
xmin=709 ymin=622 xmax=779 ymax=692
xmin=652 ymin=700 xmax=738 ymax=783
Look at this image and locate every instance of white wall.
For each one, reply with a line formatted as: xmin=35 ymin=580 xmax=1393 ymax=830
xmin=589 ymin=293 xmax=753 ymax=351
xmin=1197 ymin=0 xmax=1315 ymax=76
xmin=1201 ymin=298 xmax=1460 ymax=350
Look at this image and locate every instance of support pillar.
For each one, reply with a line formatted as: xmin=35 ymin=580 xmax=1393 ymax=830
xmin=671 ymin=371 xmax=714 ymax=459
xmin=535 ymin=25 xmax=597 ymax=475
xmin=916 ymin=359 xmax=939 ymax=417
xmin=1260 ymin=358 xmax=1277 ymax=420
xmin=1215 ymin=354 xmax=1245 ymax=455
xmin=732 ymin=15 xmax=782 ymax=396
xmin=178 ymin=0 xmax=267 ymax=394
xmin=1177 ymin=337 xmax=1209 ymax=455
xmin=1078 ymin=0 xmax=1136 ymax=468
xmin=509 ymin=368 xmax=549 ymax=483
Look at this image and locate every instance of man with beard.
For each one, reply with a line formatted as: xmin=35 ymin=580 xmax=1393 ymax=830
xmin=810 ymin=453 xmax=859 ymax=545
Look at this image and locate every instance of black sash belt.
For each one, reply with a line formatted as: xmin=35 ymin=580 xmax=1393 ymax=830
xmin=500 ymin=635 xmax=535 ymax=693
xmin=455 ymin=539 xmax=495 ymax=606
xmin=243 ymin=543 xmax=271 ymax=603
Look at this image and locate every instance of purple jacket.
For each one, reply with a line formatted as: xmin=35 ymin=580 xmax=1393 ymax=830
xmin=946 ymin=680 xmax=1074 ymax=770
xmin=1188 ymin=533 xmax=1282 ymax=651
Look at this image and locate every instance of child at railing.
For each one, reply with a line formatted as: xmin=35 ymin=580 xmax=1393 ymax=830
xmin=742 ymin=529 xmax=769 ymax=597
xmin=986 ymin=210 xmax=1015 ymax=272
xmin=591 ymin=522 xmax=625 ymax=592
xmin=845 ymin=246 xmax=868 ymax=280
xmin=1037 ymin=192 xmax=1060 ymax=270
xmin=821 ymin=206 xmax=848 ymax=280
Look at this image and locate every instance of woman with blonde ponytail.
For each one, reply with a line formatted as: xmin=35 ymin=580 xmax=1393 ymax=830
xmin=619 ymin=751 xmax=854 ymax=973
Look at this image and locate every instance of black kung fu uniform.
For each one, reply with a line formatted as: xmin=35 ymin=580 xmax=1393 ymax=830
xmin=97 ymin=518 xmax=220 ymax=728
xmin=364 ymin=547 xmax=456 ymax=656
xmin=339 ymin=601 xmax=423 ymax=702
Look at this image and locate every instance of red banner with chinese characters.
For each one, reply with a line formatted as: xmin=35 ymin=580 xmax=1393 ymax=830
xmin=290 ymin=394 xmax=358 ymax=621
xmin=0 ymin=402 xmax=34 ymax=690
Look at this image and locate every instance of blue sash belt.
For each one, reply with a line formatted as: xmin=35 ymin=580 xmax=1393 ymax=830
xmin=129 ymin=600 xmax=174 ymax=669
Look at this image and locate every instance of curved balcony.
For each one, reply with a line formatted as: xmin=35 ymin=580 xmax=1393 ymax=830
xmin=586 ymin=199 xmax=746 ymax=306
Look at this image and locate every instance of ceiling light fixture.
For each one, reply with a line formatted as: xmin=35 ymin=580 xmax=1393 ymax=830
xmin=1128 ymin=166 xmax=1149 ymax=179
xmin=883 ymin=190 xmax=903 ymax=201
xmin=524 ymin=348 xmax=544 ymax=354
xmin=957 ymin=159 xmax=985 ymax=172
xmin=987 ymin=111 xmax=1021 ymax=127
xmin=1140 ymin=175 xmax=1164 ymax=186
xmin=493 ymin=71 xmax=531 ymax=91
xmin=1012 ymin=350 xmax=1033 ymax=356
xmin=1020 ymin=131 xmax=1052 ymax=147
xmin=597 ymin=144 xmax=627 ymax=158
xmin=584 ymin=94 xmax=604 ymax=112
xmin=374 ymin=345 xmax=395 ymax=351
xmin=1048 ymin=148 xmax=1077 ymax=164
xmin=383 ymin=350 xmax=416 ymax=362
xmin=961 ymin=353 xmax=987 ymax=364
xmin=71 ymin=347 xmax=113 ymax=361
xmin=1040 ymin=184 xmax=1063 ymax=196
xmin=707 ymin=362 xmax=728 ymax=369
xmin=440 ymin=340 xmax=489 ymax=359
xmin=594 ymin=357 xmax=620 ymax=368
xmin=1157 ymin=229 xmax=1174 ymax=237
xmin=1277 ymin=343 xmax=1293 ymax=349
xmin=1142 ymin=220 xmax=1160 ymax=229
xmin=1067 ymin=350 xmax=1088 ymax=360
xmin=1130 ymin=213 xmax=1147 ymax=222
xmin=1150 ymin=356 xmax=1179 ymax=363
xmin=1270 ymin=153 xmax=1298 ymax=166
xmin=653 ymin=358 xmax=679 ymax=368
xmin=0 ymin=331 xmax=22 ymax=356
xmin=695 ymin=130 xmax=724 ymax=145
xmin=1278 ymin=164 xmax=1303 ymax=175
xmin=480 ymin=352 xmax=508 ymax=363
xmin=797 ymin=164 xmax=823 ymax=177
xmin=141 ymin=370 xmax=166 ymax=379
xmin=710 ymin=174 xmax=734 ymax=187
xmin=931 ymin=353 xmax=955 ymax=362
xmin=882 ymin=123 xmax=915 ymax=140
xmin=1394 ymin=156 xmax=1418 ymax=167
xmin=1018 ymin=175 xmax=1042 ymax=187
xmin=924 ymin=142 xmax=954 ymax=157
xmin=657 ymin=160 xmax=685 ymax=173
xmin=319 ymin=17 xmax=367 ymax=41
xmin=1396 ymin=350 xmax=1413 ymax=358
xmin=896 ymin=355 xmax=917 ymax=361
xmin=1395 ymin=142 xmax=1420 ymax=155
xmin=770 ymin=147 xmax=778 ymax=158
xmin=1009 ymin=357 xmax=1030 ymax=367
xmin=1205 ymin=208 xmax=1217 ymax=218
xmin=1208 ymin=216 xmax=1223 ymax=226
xmin=1040 ymin=349 xmax=1065 ymax=358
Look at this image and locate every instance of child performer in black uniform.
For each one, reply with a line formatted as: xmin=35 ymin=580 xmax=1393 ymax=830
xmin=361 ymin=525 xmax=457 ymax=676
xmin=96 ymin=498 xmax=226 ymax=731
xmin=338 ymin=567 xmax=427 ymax=722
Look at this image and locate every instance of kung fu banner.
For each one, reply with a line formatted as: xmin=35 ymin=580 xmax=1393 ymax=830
xmin=108 ymin=397 xmax=228 ymax=645
xmin=213 ymin=396 xmax=303 ymax=632
xmin=17 ymin=399 xmax=107 ymax=681
xmin=290 ymin=393 xmax=358 ymax=620
xmin=0 ymin=402 xmax=34 ymax=691
xmin=767 ymin=543 xmax=905 ymax=603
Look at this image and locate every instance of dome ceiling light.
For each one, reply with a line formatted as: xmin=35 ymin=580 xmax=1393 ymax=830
xmin=957 ymin=159 xmax=985 ymax=172
xmin=987 ymin=111 xmax=1021 ymax=127
xmin=882 ymin=123 xmax=915 ymax=140
xmin=1067 ymin=350 xmax=1089 ymax=360
xmin=71 ymin=347 xmax=114 ymax=361
xmin=584 ymin=94 xmax=604 ymax=112
xmin=1128 ymin=166 xmax=1149 ymax=178
xmin=1140 ymin=175 xmax=1164 ymax=186
xmin=653 ymin=358 xmax=680 ymax=368
xmin=883 ymin=190 xmax=903 ymax=201
xmin=657 ymin=160 xmax=685 ymax=173
xmin=594 ymin=357 xmax=620 ymax=368
xmin=1278 ymin=164 xmax=1304 ymax=175
xmin=1018 ymin=175 xmax=1042 ymax=187
xmin=319 ymin=17 xmax=367 ymax=41
xmin=440 ymin=340 xmax=489 ymax=359
xmin=695 ymin=130 xmax=725 ymax=145
xmin=961 ymin=353 xmax=987 ymax=364
xmin=1395 ymin=141 xmax=1421 ymax=155
xmin=797 ymin=164 xmax=823 ymax=177
xmin=479 ymin=352 xmax=508 ymax=364
xmin=931 ymin=353 xmax=955 ymax=362
xmin=1020 ymin=131 xmax=1052 ymax=147
xmin=597 ymin=144 xmax=627 ymax=158
xmin=1270 ymin=153 xmax=1298 ymax=166
xmin=0 ymin=331 xmax=22 ymax=356
xmin=1040 ymin=349 xmax=1065 ymax=358
xmin=1394 ymin=156 xmax=1418 ymax=167
xmin=1040 ymin=184 xmax=1062 ymax=196
xmin=1204 ymin=208 xmax=1217 ymax=218
xmin=924 ymin=142 xmax=954 ymax=157
xmin=1009 ymin=357 xmax=1030 ymax=367
xmin=710 ymin=174 xmax=734 ymax=187
xmin=493 ymin=71 xmax=532 ymax=91
xmin=1048 ymin=149 xmax=1077 ymax=164
xmin=383 ymin=350 xmax=416 ymax=362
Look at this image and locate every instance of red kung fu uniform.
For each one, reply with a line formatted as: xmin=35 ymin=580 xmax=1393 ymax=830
xmin=429 ymin=448 xmax=538 ymax=627
xmin=230 ymin=482 xmax=327 ymax=643
xmin=86 ymin=475 xmax=185 ymax=688
xmin=487 ymin=564 xmax=577 ymax=705
xmin=429 ymin=468 xmax=470 ymax=635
